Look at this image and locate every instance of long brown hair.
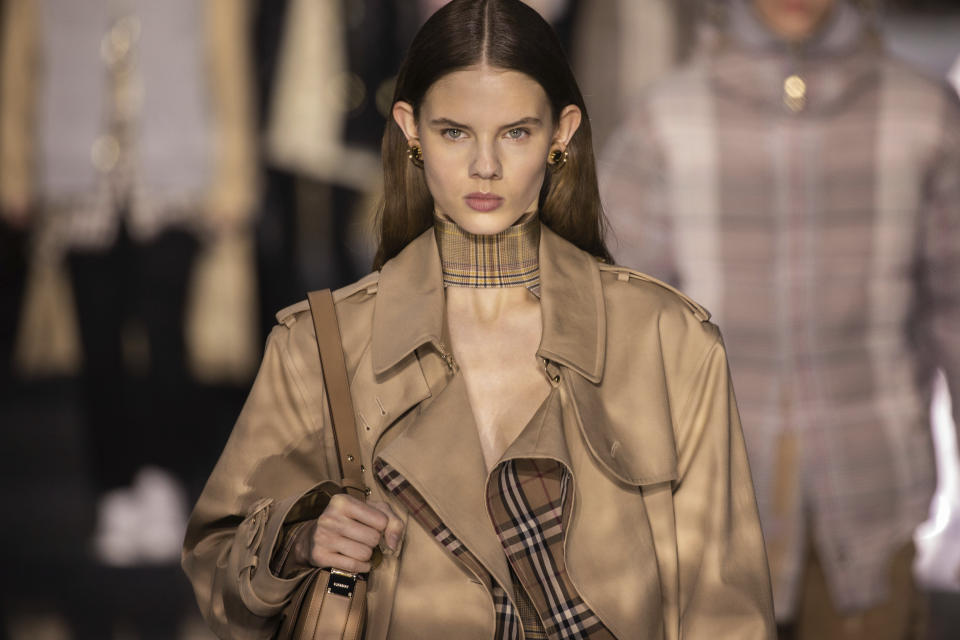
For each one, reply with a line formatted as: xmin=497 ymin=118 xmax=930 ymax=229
xmin=372 ymin=0 xmax=611 ymax=269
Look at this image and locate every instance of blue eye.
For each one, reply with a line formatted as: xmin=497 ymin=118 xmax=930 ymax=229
xmin=506 ymin=128 xmax=529 ymax=140
xmin=443 ymin=128 xmax=463 ymax=140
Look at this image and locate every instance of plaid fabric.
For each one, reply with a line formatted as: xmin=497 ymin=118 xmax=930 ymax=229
xmin=512 ymin=566 xmax=548 ymax=640
xmin=435 ymin=215 xmax=541 ymax=291
xmin=600 ymin=0 xmax=960 ymax=616
xmin=494 ymin=582 xmax=523 ymax=640
xmin=487 ymin=459 xmax=614 ymax=639
xmin=373 ymin=459 xmax=522 ymax=640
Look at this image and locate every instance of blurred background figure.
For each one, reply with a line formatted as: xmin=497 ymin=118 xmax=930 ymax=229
xmin=571 ymin=0 xmax=696 ymax=151
xmin=0 ymin=0 xmax=256 ymax=634
xmin=601 ymin=1 xmax=960 ymax=639
xmin=0 ymin=0 xmax=256 ymax=559
xmin=257 ymin=0 xmax=421 ymax=312
xmin=0 ymin=0 xmax=27 ymax=398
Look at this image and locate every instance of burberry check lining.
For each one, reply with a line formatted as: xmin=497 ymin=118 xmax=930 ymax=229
xmin=488 ymin=459 xmax=614 ymax=639
xmin=434 ymin=215 xmax=541 ymax=291
xmin=374 ymin=457 xmax=614 ymax=639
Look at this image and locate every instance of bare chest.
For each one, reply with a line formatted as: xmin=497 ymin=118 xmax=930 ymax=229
xmin=446 ymin=290 xmax=551 ymax=469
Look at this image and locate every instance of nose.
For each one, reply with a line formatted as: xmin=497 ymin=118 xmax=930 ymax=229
xmin=469 ymin=140 xmax=501 ymax=180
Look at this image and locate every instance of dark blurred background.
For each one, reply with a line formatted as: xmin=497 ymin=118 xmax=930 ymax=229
xmin=0 ymin=1 xmax=957 ymax=638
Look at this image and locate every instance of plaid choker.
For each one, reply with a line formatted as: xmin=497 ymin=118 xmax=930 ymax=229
xmin=434 ymin=216 xmax=541 ymax=290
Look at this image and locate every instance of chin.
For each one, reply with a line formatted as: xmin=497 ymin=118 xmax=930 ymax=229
xmin=445 ymin=210 xmax=527 ymax=236
xmin=778 ymin=20 xmax=818 ymax=40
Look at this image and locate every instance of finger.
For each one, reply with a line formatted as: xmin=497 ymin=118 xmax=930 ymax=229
xmin=330 ymin=535 xmax=375 ymax=563
xmin=312 ymin=524 xmax=375 ymax=564
xmin=368 ymin=500 xmax=405 ymax=551
xmin=338 ymin=498 xmax=390 ymax=532
xmin=318 ymin=515 xmax=382 ymax=549
xmin=325 ymin=493 xmax=370 ymax=520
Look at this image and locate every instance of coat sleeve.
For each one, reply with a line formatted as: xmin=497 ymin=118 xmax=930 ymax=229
xmin=0 ymin=0 xmax=38 ymax=220
xmin=920 ymin=88 xmax=960 ymax=445
xmin=182 ymin=322 xmax=341 ymax=638
xmin=671 ymin=333 xmax=776 ymax=639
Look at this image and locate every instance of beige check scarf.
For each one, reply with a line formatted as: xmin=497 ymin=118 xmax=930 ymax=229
xmin=434 ymin=215 xmax=541 ymax=291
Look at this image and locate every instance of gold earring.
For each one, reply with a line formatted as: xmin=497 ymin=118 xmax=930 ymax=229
xmin=407 ymin=144 xmax=424 ymax=168
xmin=548 ymin=148 xmax=568 ymax=169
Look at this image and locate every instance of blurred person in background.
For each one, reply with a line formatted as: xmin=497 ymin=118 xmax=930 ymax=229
xmin=260 ymin=0 xmax=424 ymax=304
xmin=951 ymin=54 xmax=960 ymax=94
xmin=571 ymin=0 xmax=692 ymax=152
xmin=601 ymin=0 xmax=960 ymax=638
xmin=0 ymin=0 xmax=28 ymax=395
xmin=0 ymin=0 xmax=257 ymax=570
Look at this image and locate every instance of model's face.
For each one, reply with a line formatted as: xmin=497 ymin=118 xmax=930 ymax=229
xmin=393 ymin=65 xmax=581 ymax=235
xmin=753 ymin=0 xmax=837 ymax=43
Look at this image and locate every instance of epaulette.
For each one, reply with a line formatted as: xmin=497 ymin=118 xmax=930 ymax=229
xmin=275 ymin=299 xmax=310 ymax=327
xmin=332 ymin=271 xmax=380 ymax=302
xmin=274 ymin=272 xmax=381 ymax=327
xmin=598 ymin=263 xmax=711 ymax=322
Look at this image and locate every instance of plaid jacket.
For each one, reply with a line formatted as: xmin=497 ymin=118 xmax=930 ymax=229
xmin=600 ymin=0 xmax=960 ymax=617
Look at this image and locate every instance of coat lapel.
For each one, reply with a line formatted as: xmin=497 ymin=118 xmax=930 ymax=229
xmin=371 ymin=229 xmax=445 ymax=376
xmin=538 ymin=224 xmax=678 ymax=485
xmin=376 ymin=372 xmax=513 ymax=591
xmin=537 ymin=225 xmax=605 ymax=383
xmin=560 ymin=383 xmax=667 ymax=640
xmin=492 ymin=381 xmax=668 ymax=639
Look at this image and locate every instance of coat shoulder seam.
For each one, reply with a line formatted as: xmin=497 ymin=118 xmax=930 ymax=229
xmin=598 ymin=264 xmax=711 ymax=322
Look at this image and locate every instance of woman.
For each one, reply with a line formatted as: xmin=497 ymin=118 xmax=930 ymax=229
xmin=182 ymin=1 xmax=775 ymax=638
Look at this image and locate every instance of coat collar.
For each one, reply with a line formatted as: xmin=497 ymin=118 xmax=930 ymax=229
xmin=372 ymin=223 xmax=606 ymax=383
xmin=712 ymin=0 xmax=879 ymax=117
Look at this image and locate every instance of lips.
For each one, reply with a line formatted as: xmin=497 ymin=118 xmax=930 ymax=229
xmin=464 ymin=193 xmax=504 ymax=212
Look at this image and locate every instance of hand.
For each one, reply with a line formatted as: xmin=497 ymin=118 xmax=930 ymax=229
xmin=296 ymin=494 xmax=404 ymax=574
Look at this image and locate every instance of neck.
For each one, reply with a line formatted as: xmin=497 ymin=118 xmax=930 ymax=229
xmin=434 ymin=215 xmax=541 ymax=292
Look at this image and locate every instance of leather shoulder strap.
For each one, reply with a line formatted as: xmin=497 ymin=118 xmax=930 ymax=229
xmin=307 ymin=290 xmax=366 ymax=498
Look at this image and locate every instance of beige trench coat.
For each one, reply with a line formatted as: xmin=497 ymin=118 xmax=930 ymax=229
xmin=182 ymin=226 xmax=775 ymax=639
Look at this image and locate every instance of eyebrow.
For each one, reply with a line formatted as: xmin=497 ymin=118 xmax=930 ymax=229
xmin=428 ymin=117 xmax=544 ymax=130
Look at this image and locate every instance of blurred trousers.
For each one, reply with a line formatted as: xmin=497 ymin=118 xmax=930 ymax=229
xmin=0 ymin=220 xmax=27 ymax=384
xmin=67 ymin=221 xmax=198 ymax=493
xmin=778 ymin=537 xmax=926 ymax=640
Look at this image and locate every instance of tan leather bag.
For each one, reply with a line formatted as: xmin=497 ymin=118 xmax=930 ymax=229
xmin=277 ymin=289 xmax=373 ymax=639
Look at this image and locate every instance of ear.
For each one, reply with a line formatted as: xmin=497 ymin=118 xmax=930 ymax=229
xmin=552 ymin=104 xmax=582 ymax=149
xmin=392 ymin=101 xmax=420 ymax=143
